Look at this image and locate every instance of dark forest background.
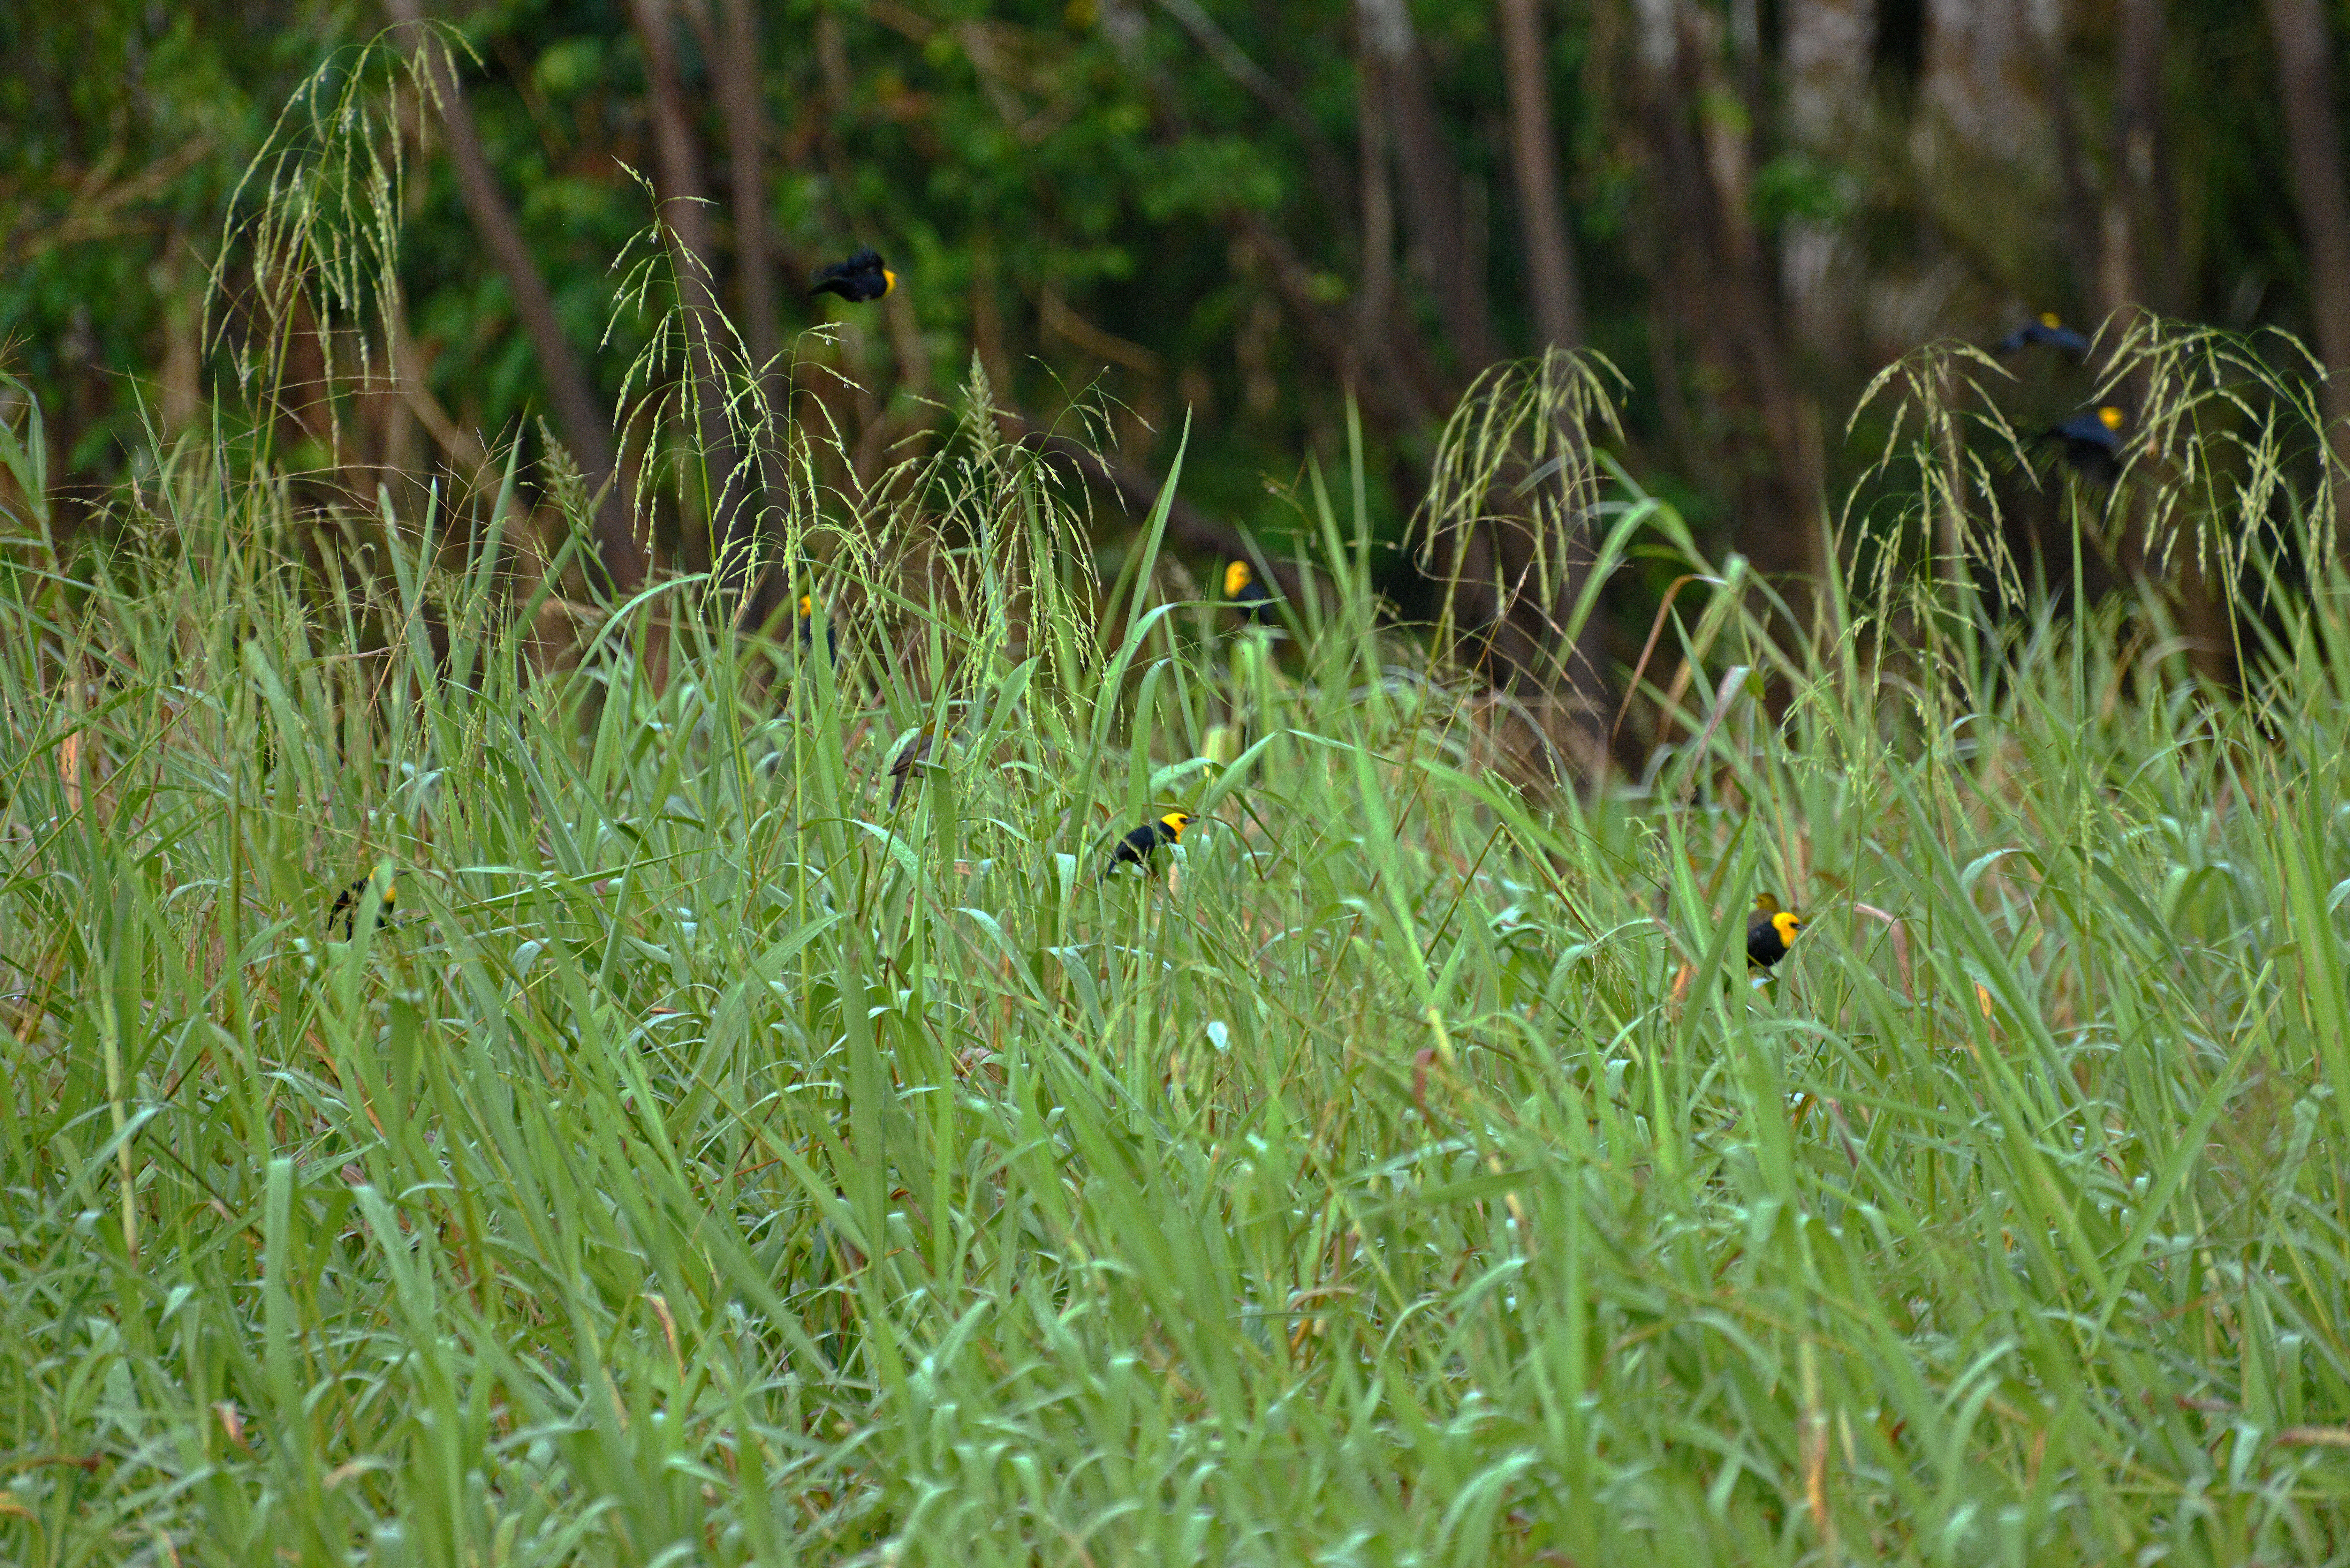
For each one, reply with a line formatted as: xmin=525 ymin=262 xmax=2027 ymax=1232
xmin=4 ymin=0 xmax=2346 ymax=745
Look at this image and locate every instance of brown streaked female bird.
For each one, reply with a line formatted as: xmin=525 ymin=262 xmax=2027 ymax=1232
xmin=1747 ymin=892 xmax=1803 ymax=972
xmin=1107 ymin=810 xmax=1191 ymax=874
xmin=887 ymin=725 xmax=938 ymax=809
xmin=809 ymin=248 xmax=895 ymax=304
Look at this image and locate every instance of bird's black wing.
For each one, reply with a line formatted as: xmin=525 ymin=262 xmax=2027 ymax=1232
xmin=1996 ymin=321 xmax=2092 ymax=356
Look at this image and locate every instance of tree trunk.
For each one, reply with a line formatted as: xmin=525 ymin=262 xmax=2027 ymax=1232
xmin=2107 ymin=0 xmax=2180 ymax=319
xmin=712 ymin=0 xmax=779 ymax=383
xmin=1779 ymin=0 xmax=1870 ymax=362
xmin=1356 ymin=0 xmax=1498 ymax=373
xmin=1782 ymin=0 xmax=1871 ymax=145
xmin=2101 ymin=0 xmax=2233 ymax=680
xmin=706 ymin=0 xmax=793 ymax=623
xmin=2040 ymin=22 xmax=2107 ymax=317
xmin=1497 ymin=0 xmax=1586 ymax=352
xmin=629 ymin=0 xmax=754 ymax=597
xmin=386 ymin=1 xmax=644 ymax=592
xmin=2267 ymin=0 xmax=2350 ymax=511
xmin=1634 ymin=0 xmax=1823 ymax=608
xmin=1356 ymin=33 xmax=1396 ymax=367
xmin=1496 ymin=0 xmax=1612 ymax=772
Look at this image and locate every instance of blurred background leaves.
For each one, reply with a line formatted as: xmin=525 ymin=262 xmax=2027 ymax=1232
xmin=2 ymin=0 xmax=2331 ymax=605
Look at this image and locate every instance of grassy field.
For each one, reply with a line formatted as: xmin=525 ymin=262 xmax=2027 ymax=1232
xmin=3 ymin=371 xmax=2349 ymax=1567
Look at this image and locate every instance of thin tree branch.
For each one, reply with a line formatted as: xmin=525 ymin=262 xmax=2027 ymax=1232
xmin=385 ymin=0 xmax=644 ymax=590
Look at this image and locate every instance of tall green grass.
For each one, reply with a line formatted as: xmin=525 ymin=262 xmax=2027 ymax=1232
xmin=4 ymin=354 xmax=2348 ymax=1566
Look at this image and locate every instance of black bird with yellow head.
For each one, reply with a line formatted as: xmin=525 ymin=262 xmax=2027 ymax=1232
xmin=1223 ymin=559 xmax=1275 ymax=624
xmin=2045 ymin=405 xmax=2128 ymax=487
xmin=1995 ymin=312 xmax=2091 ymax=357
xmin=795 ymin=595 xmax=838 ymax=660
xmin=810 ymin=248 xmax=895 ymax=304
xmin=329 ymin=866 xmax=397 ymax=941
xmin=1107 ymin=810 xmax=1190 ymax=874
xmin=1747 ymin=893 xmax=1803 ymax=972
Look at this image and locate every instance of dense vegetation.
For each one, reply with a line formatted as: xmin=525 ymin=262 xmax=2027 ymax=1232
xmin=1 ymin=0 xmax=2334 ymax=635
xmin=5 ymin=334 xmax=2350 ymax=1558
xmin=7 ymin=3 xmax=2350 ymax=1562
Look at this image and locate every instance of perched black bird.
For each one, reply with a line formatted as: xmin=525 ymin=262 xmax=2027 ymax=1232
xmin=329 ymin=867 xmax=397 ymax=940
xmin=1996 ymin=312 xmax=2091 ymax=357
xmin=809 ymin=248 xmax=895 ymax=304
xmin=1107 ymin=810 xmax=1191 ymax=874
xmin=795 ymin=595 xmax=838 ymax=660
xmin=1746 ymin=893 xmax=1803 ymax=972
xmin=2043 ymin=405 xmax=2128 ymax=486
xmin=1224 ymin=559 xmax=1275 ymax=625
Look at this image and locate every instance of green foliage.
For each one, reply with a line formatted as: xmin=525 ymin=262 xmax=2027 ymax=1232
xmin=0 ymin=4 xmax=360 ymax=444
xmin=5 ymin=0 xmax=2337 ymax=594
xmin=3 ymin=361 xmax=2349 ymax=1562
xmin=6 ymin=22 xmax=2350 ymax=1554
xmin=1750 ymin=153 xmax=1851 ymax=230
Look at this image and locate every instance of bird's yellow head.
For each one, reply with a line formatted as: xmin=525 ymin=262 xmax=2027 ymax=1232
xmin=1159 ymin=810 xmax=1191 ymax=840
xmin=1224 ymin=560 xmax=1253 ymax=598
xmin=2097 ymin=405 xmax=2125 ymax=432
xmin=881 ymin=268 xmax=898 ymax=297
xmin=2039 ymin=311 xmax=2063 ymax=329
xmin=1771 ymin=910 xmax=1803 ymax=946
xmin=798 ymin=595 xmax=814 ymax=618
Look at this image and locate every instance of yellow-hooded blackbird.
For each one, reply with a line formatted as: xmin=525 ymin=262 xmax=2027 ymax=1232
xmin=1747 ymin=893 xmax=1802 ymax=971
xmin=796 ymin=595 xmax=838 ymax=660
xmin=1107 ymin=810 xmax=1190 ymax=873
xmin=810 ymin=248 xmax=895 ymax=304
xmin=1996 ymin=312 xmax=2090 ymax=356
xmin=2044 ymin=405 xmax=2127 ymax=486
xmin=329 ymin=867 xmax=397 ymax=940
xmin=1224 ymin=559 xmax=1275 ymax=624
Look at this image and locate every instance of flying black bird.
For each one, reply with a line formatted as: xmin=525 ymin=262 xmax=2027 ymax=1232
xmin=809 ymin=248 xmax=895 ymax=304
xmin=1996 ymin=312 xmax=2091 ymax=356
xmin=1746 ymin=893 xmax=1803 ymax=973
xmin=2043 ymin=405 xmax=2128 ymax=486
xmin=1106 ymin=810 xmax=1191 ymax=875
xmin=1224 ymin=559 xmax=1276 ymax=625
